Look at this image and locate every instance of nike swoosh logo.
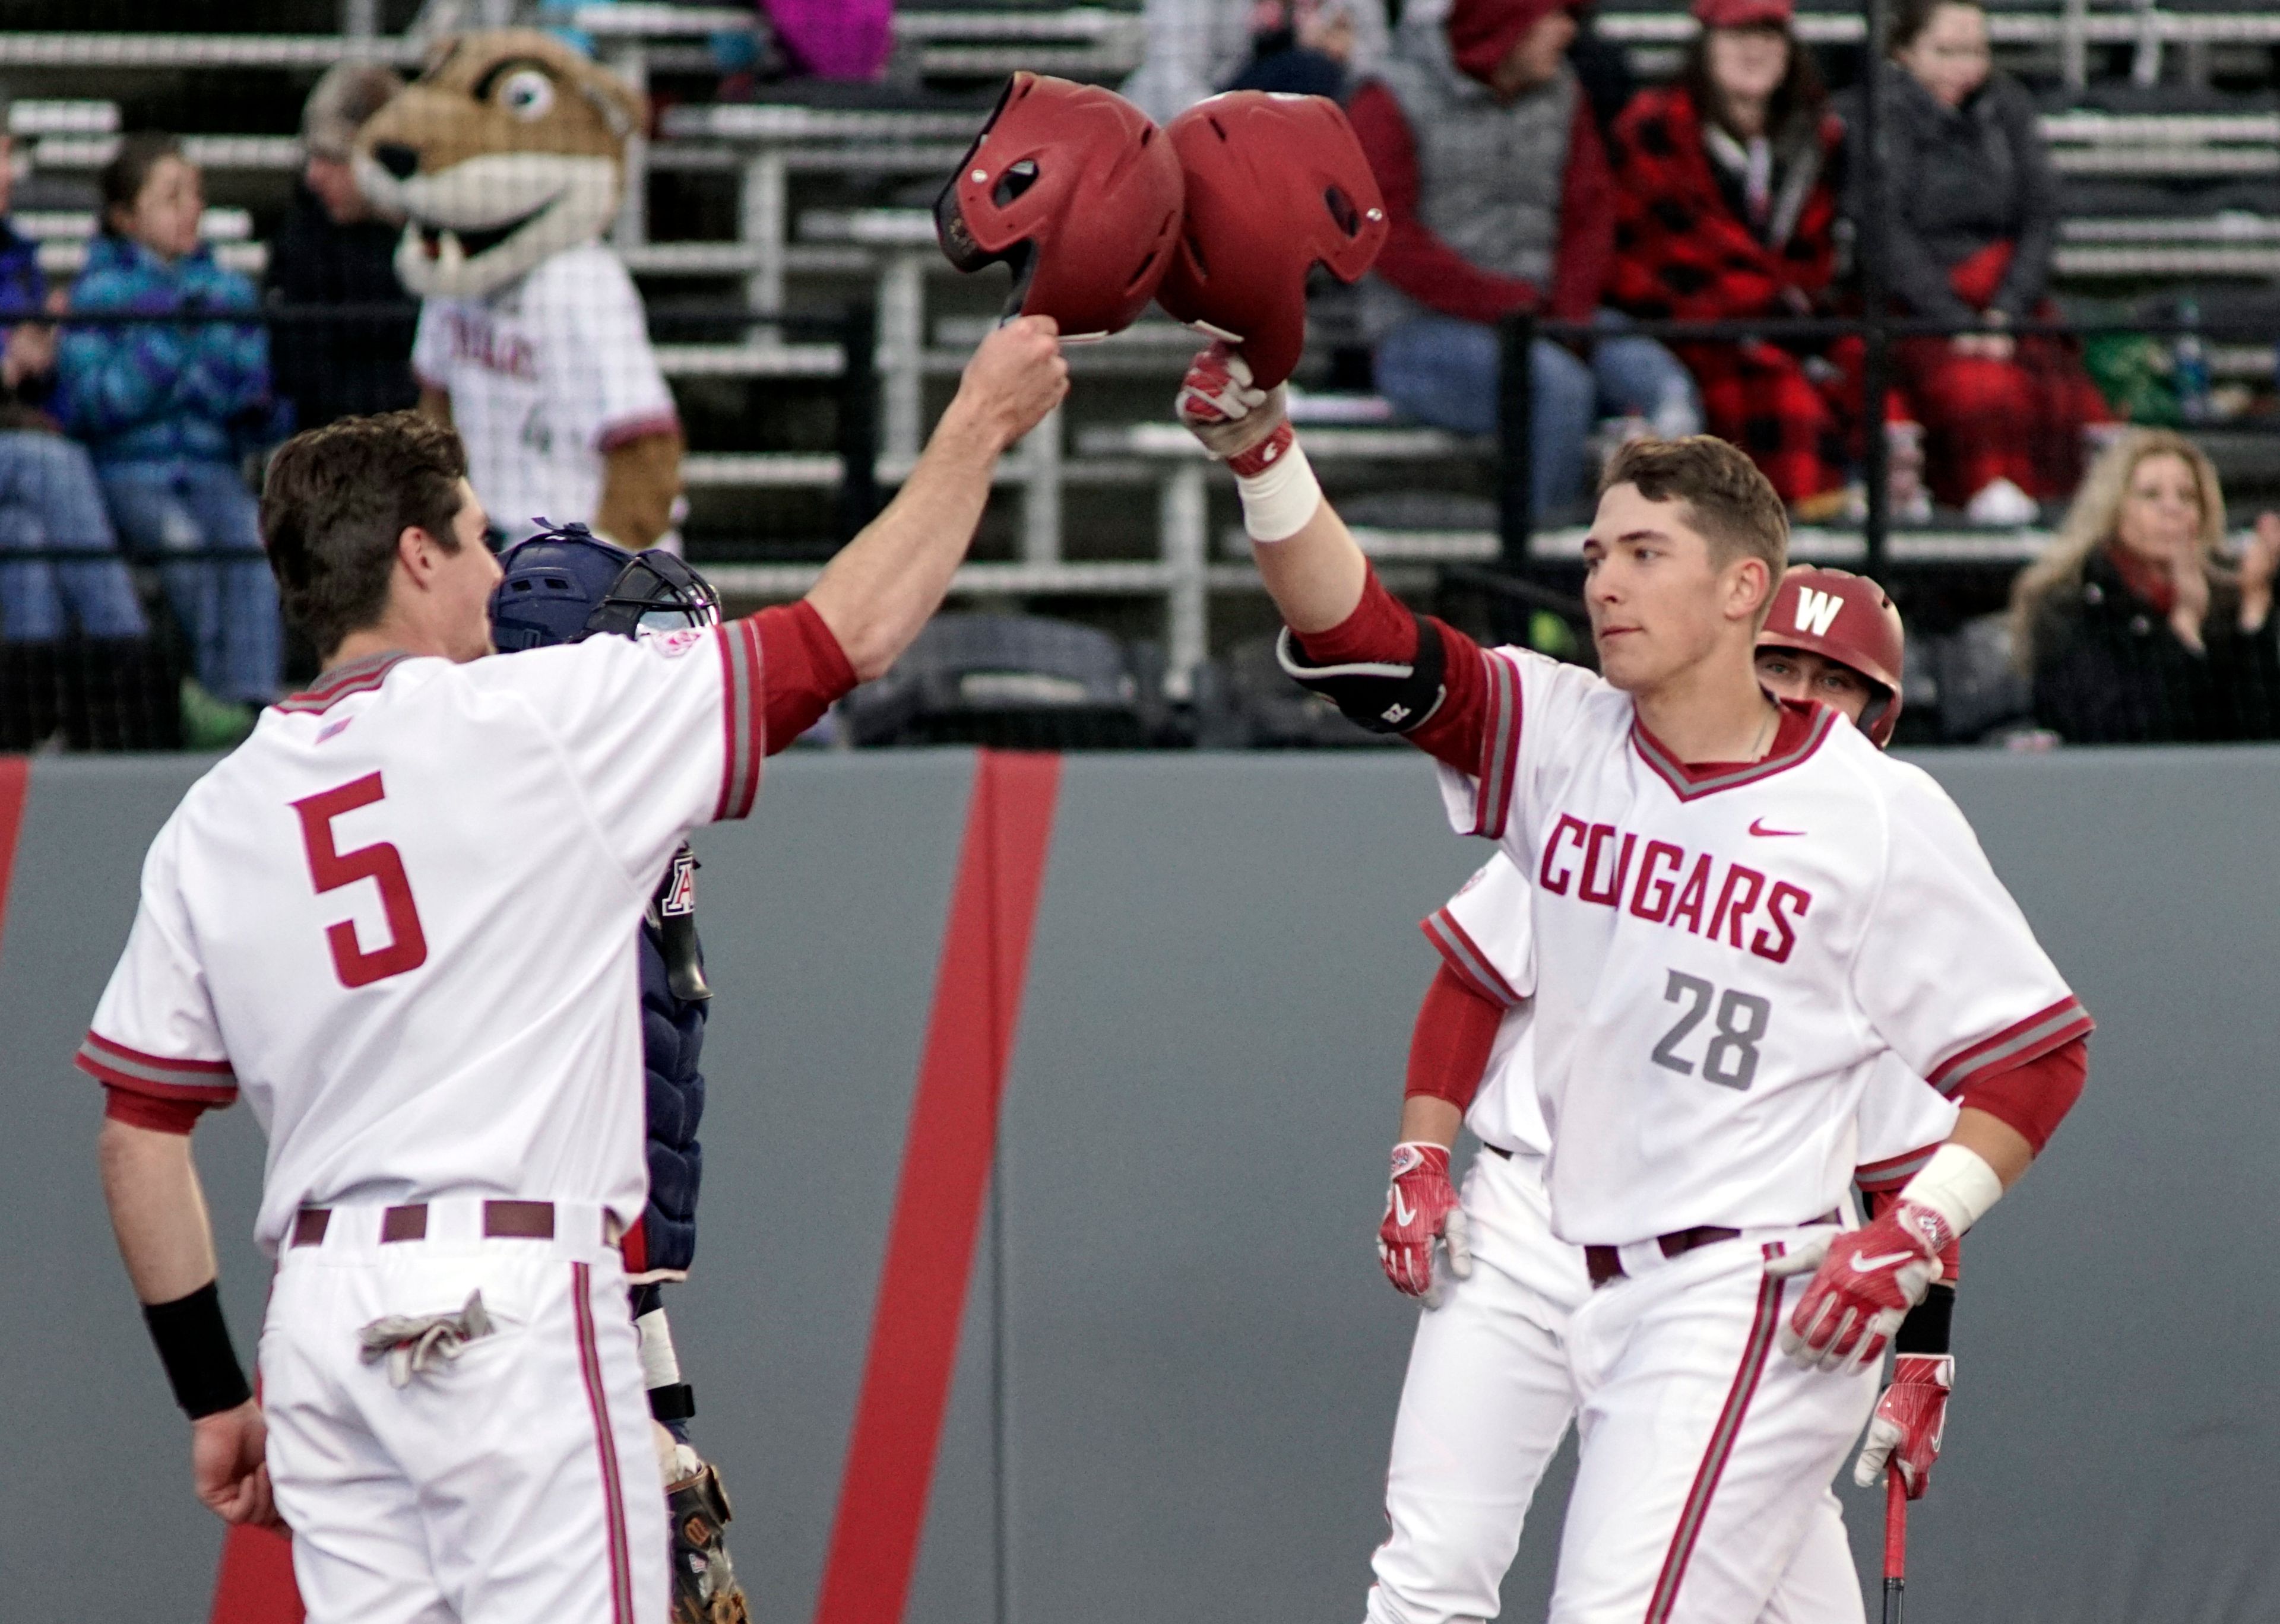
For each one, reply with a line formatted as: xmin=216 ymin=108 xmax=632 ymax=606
xmin=1850 ymin=1251 xmax=1915 ymax=1272
xmin=1749 ymin=819 xmax=1805 ymax=838
xmin=1392 ymin=1189 xmax=1417 ymax=1227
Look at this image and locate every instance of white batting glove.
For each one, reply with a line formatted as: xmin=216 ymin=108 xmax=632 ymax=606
xmin=1378 ymin=1143 xmax=1472 ymax=1309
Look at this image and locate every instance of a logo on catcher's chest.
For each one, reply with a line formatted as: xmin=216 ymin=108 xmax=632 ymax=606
xmin=642 ymin=626 xmax=705 ymax=659
xmin=660 ymin=851 xmax=697 ymax=916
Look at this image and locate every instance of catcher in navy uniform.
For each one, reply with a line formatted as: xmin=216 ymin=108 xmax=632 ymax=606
xmin=491 ymin=524 xmax=749 ymax=1624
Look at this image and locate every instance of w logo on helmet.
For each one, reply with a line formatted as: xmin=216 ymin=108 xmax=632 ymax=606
xmin=1793 ymin=588 xmax=1844 ymax=637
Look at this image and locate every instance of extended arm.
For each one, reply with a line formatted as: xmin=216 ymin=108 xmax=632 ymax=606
xmin=805 ymin=316 xmax=1067 ymax=681
xmin=99 ymin=1114 xmax=278 ymax=1528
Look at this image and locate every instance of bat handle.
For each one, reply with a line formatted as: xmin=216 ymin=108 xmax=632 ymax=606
xmin=1881 ymin=1470 xmax=1908 ymax=1624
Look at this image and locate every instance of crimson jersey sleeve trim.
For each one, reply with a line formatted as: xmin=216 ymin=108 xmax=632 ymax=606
xmin=1404 ymin=963 xmax=1505 ymax=1111
xmin=596 ymin=410 xmax=683 ymax=452
xmin=1420 ymin=907 xmax=1526 ymax=1007
xmin=74 ymin=1031 xmax=237 ymax=1104
xmin=1285 ymin=564 xmax=1494 ymax=783
xmin=103 ymin=1086 xmax=208 ymax=1134
xmin=713 ymin=617 xmax=766 ymax=820
xmin=1926 ymin=995 xmax=2094 ymax=1099
xmin=1468 ymin=650 xmax=1524 ymax=840
xmin=1958 ymin=1033 xmax=2087 ymax=1154
xmin=753 ymin=599 xmax=858 ymax=754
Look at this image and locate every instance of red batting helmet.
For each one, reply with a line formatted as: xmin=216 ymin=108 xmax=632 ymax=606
xmin=1758 ymin=565 xmax=1907 ymax=746
xmin=935 ymin=72 xmax=1185 ymax=340
xmin=1154 ymin=91 xmax=1390 ymax=390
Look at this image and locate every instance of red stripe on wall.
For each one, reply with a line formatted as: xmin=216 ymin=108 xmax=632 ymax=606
xmin=812 ymin=750 xmax=1063 ymax=1624
xmin=209 ymin=1522 xmax=303 ymax=1623
xmin=0 ymin=757 xmax=28 ymax=941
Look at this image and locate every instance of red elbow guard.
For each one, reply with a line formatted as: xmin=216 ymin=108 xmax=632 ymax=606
xmin=1959 ymin=1035 xmax=2088 ymax=1155
xmin=1405 ymin=963 xmax=1505 ymax=1111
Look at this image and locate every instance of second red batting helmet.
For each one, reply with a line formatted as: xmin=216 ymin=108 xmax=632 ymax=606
xmin=1154 ymin=91 xmax=1389 ymax=390
xmin=1758 ymin=564 xmax=1907 ymax=746
xmin=935 ymin=72 xmax=1185 ymax=340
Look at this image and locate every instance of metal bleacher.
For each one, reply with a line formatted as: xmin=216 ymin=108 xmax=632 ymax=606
xmin=4 ymin=2 xmax=2276 ymax=696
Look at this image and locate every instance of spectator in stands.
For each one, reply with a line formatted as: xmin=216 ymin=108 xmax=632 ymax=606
xmin=1353 ymin=0 xmax=1700 ymax=519
xmin=1839 ymin=0 xmax=2108 ymax=525
xmin=0 ymin=118 xmax=150 ymax=655
xmin=1228 ymin=0 xmax=1385 ymax=100
xmin=2011 ymin=427 xmax=2280 ymax=742
xmin=1608 ymin=0 xmax=1853 ymax=512
xmin=59 ymin=134 xmax=282 ymax=744
xmin=1125 ymin=0 xmax=1388 ymax=122
xmin=267 ymin=63 xmax=417 ymax=433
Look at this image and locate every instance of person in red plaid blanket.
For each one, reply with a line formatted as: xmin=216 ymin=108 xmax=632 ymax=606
xmin=1606 ymin=0 xmax=1860 ymax=516
xmin=1837 ymin=0 xmax=2109 ymax=523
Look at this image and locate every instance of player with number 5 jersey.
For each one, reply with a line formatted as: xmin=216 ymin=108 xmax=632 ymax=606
xmin=81 ymin=319 xmax=1068 ymax=1624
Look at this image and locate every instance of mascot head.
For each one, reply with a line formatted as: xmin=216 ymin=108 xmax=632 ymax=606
xmin=353 ymin=28 xmax=641 ymax=300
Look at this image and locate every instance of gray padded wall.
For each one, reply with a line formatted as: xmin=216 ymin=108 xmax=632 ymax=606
xmin=5 ymin=745 xmax=2275 ymax=1624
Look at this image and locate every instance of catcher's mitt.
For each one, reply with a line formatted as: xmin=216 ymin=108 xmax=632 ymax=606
xmin=668 ymin=1461 xmax=750 ymax=1624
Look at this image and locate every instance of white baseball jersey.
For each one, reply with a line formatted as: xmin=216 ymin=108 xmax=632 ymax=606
xmin=411 ymin=242 xmax=679 ymax=544
xmin=1433 ymin=651 xmax=2088 ymax=1246
xmin=76 ymin=623 xmax=768 ymax=1255
xmin=1422 ymin=852 xmax=1961 ymax=1181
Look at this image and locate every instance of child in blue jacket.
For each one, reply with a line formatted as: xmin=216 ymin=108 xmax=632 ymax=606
xmin=59 ymin=134 xmax=282 ymax=736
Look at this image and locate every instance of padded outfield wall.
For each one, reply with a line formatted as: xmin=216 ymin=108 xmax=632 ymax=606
xmin=1 ymin=746 xmax=2272 ymax=1624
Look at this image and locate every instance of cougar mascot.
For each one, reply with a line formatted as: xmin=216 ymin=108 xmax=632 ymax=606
xmin=356 ymin=30 xmax=683 ymax=550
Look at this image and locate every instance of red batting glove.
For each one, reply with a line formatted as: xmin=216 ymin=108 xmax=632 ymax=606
xmin=1176 ymin=342 xmax=1291 ymax=472
xmin=1853 ymin=1353 xmax=1954 ymax=1499
xmin=1769 ymin=1201 xmax=1952 ymax=1373
xmin=1378 ymin=1143 xmax=1471 ymax=1308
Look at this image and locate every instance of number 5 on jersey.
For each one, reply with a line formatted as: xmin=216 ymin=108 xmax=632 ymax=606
xmin=294 ymin=773 xmax=429 ymax=989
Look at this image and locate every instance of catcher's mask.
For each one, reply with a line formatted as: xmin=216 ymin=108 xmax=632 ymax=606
xmin=1757 ymin=564 xmax=1907 ymax=747
xmin=1154 ymin=91 xmax=1389 ymax=391
xmin=490 ymin=521 xmax=721 ymax=652
xmin=934 ymin=71 xmax=1185 ymax=341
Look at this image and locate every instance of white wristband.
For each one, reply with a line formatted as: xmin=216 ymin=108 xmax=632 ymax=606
xmin=1898 ymin=1143 xmax=2005 ymax=1236
xmin=1236 ymin=439 xmax=1323 ymax=543
xmin=635 ymin=1306 xmax=683 ymax=1390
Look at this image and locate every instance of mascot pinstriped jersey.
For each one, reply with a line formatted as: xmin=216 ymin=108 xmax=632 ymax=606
xmin=355 ymin=30 xmax=683 ymax=551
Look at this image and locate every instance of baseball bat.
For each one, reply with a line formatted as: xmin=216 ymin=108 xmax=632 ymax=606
xmin=1881 ymin=1470 xmax=1908 ymax=1624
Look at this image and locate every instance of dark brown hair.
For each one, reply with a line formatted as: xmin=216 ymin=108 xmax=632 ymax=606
xmin=1601 ymin=435 xmax=1789 ymax=585
xmin=1889 ymin=0 xmax=1981 ymax=53
xmin=262 ymin=411 xmax=470 ymax=657
xmin=1682 ymin=20 xmax=1826 ymax=139
xmin=97 ymin=132 xmax=186 ymax=236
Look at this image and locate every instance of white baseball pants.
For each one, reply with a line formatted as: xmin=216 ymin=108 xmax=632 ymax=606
xmin=1366 ymin=1153 xmax=1873 ymax=1624
xmin=259 ymin=1200 xmax=667 ymax=1624
xmin=1551 ymin=1229 xmax=1880 ymax=1624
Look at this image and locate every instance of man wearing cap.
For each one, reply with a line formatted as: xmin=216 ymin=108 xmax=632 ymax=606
xmin=267 ymin=63 xmax=418 ymax=433
xmin=1349 ymin=0 xmax=1702 ymax=519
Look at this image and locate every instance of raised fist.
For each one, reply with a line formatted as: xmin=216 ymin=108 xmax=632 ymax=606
xmin=955 ymin=315 xmax=1069 ymax=452
xmin=1176 ymin=342 xmax=1289 ymax=470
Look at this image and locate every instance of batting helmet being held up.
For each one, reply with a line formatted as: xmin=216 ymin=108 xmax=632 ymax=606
xmin=490 ymin=520 xmax=722 ymax=652
xmin=1154 ymin=91 xmax=1389 ymax=390
xmin=1758 ymin=564 xmax=1907 ymax=746
xmin=935 ymin=72 xmax=1186 ymax=341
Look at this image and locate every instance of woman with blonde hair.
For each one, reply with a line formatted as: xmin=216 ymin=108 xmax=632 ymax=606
xmin=2012 ymin=427 xmax=2280 ymax=742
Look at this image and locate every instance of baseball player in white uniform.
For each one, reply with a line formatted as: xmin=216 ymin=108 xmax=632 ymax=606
xmin=83 ymin=316 xmax=1066 ymax=1623
xmin=1178 ymin=353 xmax=2091 ymax=1623
xmin=1369 ymin=568 xmax=1962 ymax=1624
